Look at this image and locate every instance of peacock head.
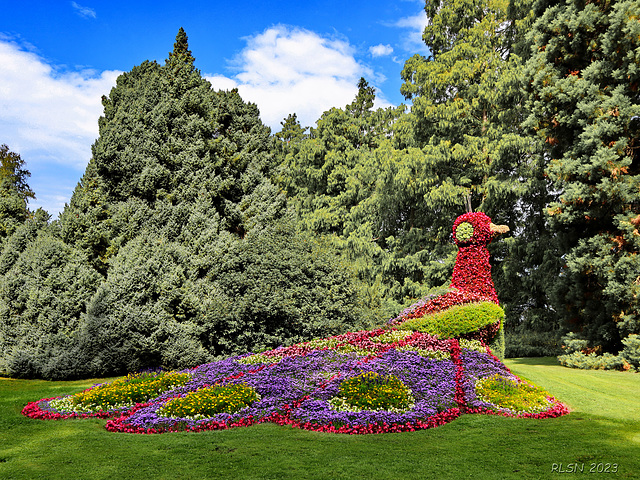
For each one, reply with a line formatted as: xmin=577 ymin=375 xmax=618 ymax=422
xmin=452 ymin=212 xmax=509 ymax=247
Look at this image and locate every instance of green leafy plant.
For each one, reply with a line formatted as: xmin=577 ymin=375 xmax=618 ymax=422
xmin=158 ymin=384 xmax=259 ymax=419
xmin=620 ymin=334 xmax=640 ymax=371
xmin=557 ymin=352 xmax=632 ymax=371
xmin=330 ymin=372 xmax=413 ymax=412
xmin=475 ymin=374 xmax=551 ymax=414
xmin=396 ymin=302 xmax=504 ymax=339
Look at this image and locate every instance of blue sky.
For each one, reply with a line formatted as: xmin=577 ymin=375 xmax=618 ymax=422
xmin=1 ymin=1 xmax=428 ymax=217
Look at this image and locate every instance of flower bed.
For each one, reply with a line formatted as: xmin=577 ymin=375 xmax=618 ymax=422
xmin=22 ymin=371 xmax=192 ymax=420
xmin=23 ymin=330 xmax=568 ymax=434
xmin=22 ymin=212 xmax=566 ymax=434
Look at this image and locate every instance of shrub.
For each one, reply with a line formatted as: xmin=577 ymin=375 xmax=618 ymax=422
xmin=504 ymin=330 xmax=562 ymax=358
xmin=560 ymin=332 xmax=592 ymax=354
xmin=620 ymin=334 xmax=640 ymax=370
xmin=0 ymin=231 xmax=102 ymax=380
xmin=488 ymin=322 xmax=505 ymax=361
xmin=158 ymin=384 xmax=260 ymax=419
xmin=557 ymin=351 xmax=632 ymax=371
xmin=330 ymin=372 xmax=413 ymax=412
xmin=396 ymin=302 xmax=504 ymax=340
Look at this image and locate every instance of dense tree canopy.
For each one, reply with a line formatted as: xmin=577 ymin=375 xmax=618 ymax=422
xmin=0 ymin=30 xmax=377 ymax=379
xmin=2 ymin=0 xmax=639 ymax=378
xmin=525 ymin=0 xmax=640 ymax=350
xmin=0 ymin=144 xmax=35 ymax=243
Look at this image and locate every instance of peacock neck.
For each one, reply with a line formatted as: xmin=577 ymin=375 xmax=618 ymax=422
xmin=450 ymin=244 xmax=498 ymax=303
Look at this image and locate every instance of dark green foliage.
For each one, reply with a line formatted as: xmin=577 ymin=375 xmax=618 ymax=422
xmin=0 ymin=144 xmax=35 ymax=243
xmin=504 ymin=329 xmax=562 ymax=358
xmin=76 ymin=213 xmax=376 ymax=376
xmin=279 ymin=79 xmax=457 ymax=310
xmin=0 ymin=226 xmax=101 ymax=379
xmin=0 ymin=30 xmax=379 ymax=379
xmin=489 ymin=323 xmax=505 ymax=361
xmin=396 ymin=302 xmax=504 ymax=339
xmin=524 ymin=0 xmax=640 ymax=351
xmin=77 ymin=233 xmax=211 ymax=376
xmin=203 ymin=215 xmax=376 ymax=357
xmin=620 ymin=334 xmax=640 ymax=370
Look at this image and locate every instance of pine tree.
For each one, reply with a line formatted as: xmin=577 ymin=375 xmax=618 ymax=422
xmin=524 ymin=0 xmax=640 ymax=350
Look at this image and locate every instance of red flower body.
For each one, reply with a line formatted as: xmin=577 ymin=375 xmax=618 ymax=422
xmin=450 ymin=212 xmax=499 ymax=304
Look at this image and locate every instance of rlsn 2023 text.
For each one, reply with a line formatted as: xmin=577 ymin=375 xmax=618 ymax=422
xmin=551 ymin=463 xmax=618 ymax=474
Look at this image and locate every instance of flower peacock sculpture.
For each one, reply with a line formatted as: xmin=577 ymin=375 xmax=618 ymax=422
xmin=23 ymin=212 xmax=567 ymax=435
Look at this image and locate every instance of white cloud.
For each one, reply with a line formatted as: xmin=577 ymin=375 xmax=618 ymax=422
xmin=370 ymin=44 xmax=394 ymax=57
xmin=0 ymin=26 xmax=394 ymax=216
xmin=71 ymin=2 xmax=97 ymax=19
xmin=206 ymin=25 xmax=390 ymax=130
xmin=0 ymin=37 xmax=120 ymax=217
xmin=393 ymin=12 xmax=429 ymax=54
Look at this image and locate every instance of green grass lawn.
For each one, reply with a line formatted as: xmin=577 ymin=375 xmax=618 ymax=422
xmin=1 ymin=358 xmax=638 ymax=480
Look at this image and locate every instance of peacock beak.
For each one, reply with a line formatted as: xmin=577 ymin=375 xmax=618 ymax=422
xmin=489 ymin=223 xmax=510 ymax=236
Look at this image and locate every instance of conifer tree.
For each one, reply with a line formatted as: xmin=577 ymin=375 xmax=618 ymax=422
xmin=524 ymin=0 xmax=640 ymax=351
xmin=0 ymin=144 xmax=35 ymax=242
xmin=400 ymin=0 xmax=535 ymax=224
xmin=0 ymin=30 xmax=377 ymax=379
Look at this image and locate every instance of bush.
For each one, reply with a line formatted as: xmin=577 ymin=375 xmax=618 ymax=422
xmin=488 ymin=322 xmax=505 ymax=361
xmin=0 ymin=230 xmax=102 ymax=379
xmin=557 ymin=351 xmax=632 ymax=371
xmin=620 ymin=334 xmax=640 ymax=370
xmin=560 ymin=332 xmax=591 ymax=354
xmin=396 ymin=302 xmax=504 ymax=340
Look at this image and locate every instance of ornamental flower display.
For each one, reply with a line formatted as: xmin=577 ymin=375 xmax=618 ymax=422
xmin=22 ymin=213 xmax=567 ymax=434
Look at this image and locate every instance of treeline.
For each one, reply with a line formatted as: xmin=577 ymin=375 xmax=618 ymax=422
xmin=0 ymin=31 xmax=378 ymax=379
xmin=1 ymin=0 xmax=638 ymax=379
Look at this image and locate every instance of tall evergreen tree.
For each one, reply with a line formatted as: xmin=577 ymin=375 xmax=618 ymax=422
xmin=0 ymin=29 xmax=376 ymax=379
xmin=0 ymin=144 xmax=35 ymax=242
xmin=400 ymin=0 xmax=534 ymax=225
xmin=279 ymin=80 xmax=430 ymax=310
xmin=524 ymin=0 xmax=640 ymax=351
